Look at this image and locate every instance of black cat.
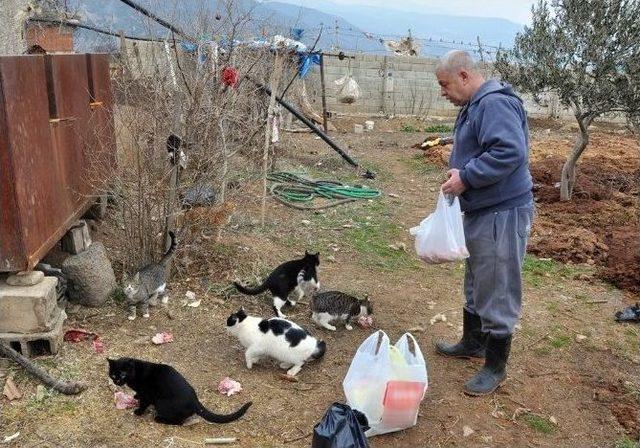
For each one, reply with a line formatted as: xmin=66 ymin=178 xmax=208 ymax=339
xmin=233 ymin=251 xmax=320 ymax=318
xmin=108 ymin=357 xmax=252 ymax=425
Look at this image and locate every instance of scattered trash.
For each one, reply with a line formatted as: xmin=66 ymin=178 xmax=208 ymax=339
xmin=279 ymin=373 xmax=299 ymax=383
xmin=408 ymin=326 xmax=425 ymax=333
xmin=326 ymin=255 xmax=336 ymax=263
xmin=615 ymin=303 xmax=640 ymax=323
xmin=354 ymin=124 xmax=364 ymax=134
xmin=364 ymin=120 xmax=375 ymax=131
xmin=221 ymin=66 xmax=239 ymax=88
xmin=430 ymin=313 xmax=447 ymax=325
xmin=3 ymin=377 xmax=22 ymax=401
xmin=152 ymin=332 xmax=174 ymax=345
xmin=183 ymin=291 xmax=201 ymax=308
xmin=462 ymin=425 xmax=475 ymax=437
xmin=35 ymin=385 xmax=46 ymax=402
xmin=388 ymin=193 xmax=399 ymax=198
xmin=204 ymin=438 xmax=237 ymax=445
xmin=357 ymin=315 xmax=374 ymax=328
xmin=575 ymin=334 xmax=588 ymax=342
xmin=549 ymin=416 xmax=558 ymax=425
xmin=312 ymin=402 xmax=370 ymax=448
xmin=301 ymin=220 xmax=312 ymax=226
xmin=2 ymin=432 xmax=20 ymax=444
xmin=92 ymin=337 xmax=105 ymax=354
xmin=114 ymin=391 xmax=139 ymax=410
xmin=388 ymin=242 xmax=407 ymax=252
xmin=217 ymin=377 xmax=242 ymax=396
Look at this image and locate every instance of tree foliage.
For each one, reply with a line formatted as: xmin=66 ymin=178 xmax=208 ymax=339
xmin=496 ymin=0 xmax=640 ymax=200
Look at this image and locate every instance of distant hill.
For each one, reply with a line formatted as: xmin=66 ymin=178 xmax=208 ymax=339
xmin=68 ymin=0 xmax=520 ymax=57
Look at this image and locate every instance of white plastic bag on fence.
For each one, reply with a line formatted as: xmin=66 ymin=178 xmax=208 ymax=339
xmin=409 ymin=190 xmax=469 ymax=263
xmin=335 ymin=74 xmax=361 ymax=104
xmin=343 ymin=331 xmax=428 ymax=437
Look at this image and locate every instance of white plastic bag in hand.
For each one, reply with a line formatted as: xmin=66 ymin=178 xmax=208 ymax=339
xmin=409 ymin=190 xmax=469 ymax=263
xmin=343 ymin=331 xmax=428 ymax=437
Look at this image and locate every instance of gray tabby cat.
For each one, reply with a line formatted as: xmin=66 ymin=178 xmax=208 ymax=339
xmin=310 ymin=291 xmax=373 ymax=331
xmin=122 ymin=232 xmax=176 ymax=320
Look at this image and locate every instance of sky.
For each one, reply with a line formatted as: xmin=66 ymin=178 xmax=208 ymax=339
xmin=285 ymin=0 xmax=537 ymax=24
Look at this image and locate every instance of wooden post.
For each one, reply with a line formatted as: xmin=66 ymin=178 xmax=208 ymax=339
xmin=320 ymin=53 xmax=329 ymax=133
xmin=261 ymin=51 xmax=284 ymax=226
xmin=381 ymin=55 xmax=388 ymax=116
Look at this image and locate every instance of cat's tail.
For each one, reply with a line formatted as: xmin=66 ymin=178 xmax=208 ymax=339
xmin=196 ymin=401 xmax=252 ymax=424
xmin=233 ymin=280 xmax=267 ymax=295
xmin=160 ymin=231 xmax=177 ymax=265
xmin=311 ymin=340 xmax=326 ymax=360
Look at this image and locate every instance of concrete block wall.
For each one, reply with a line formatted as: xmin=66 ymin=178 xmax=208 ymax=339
xmin=305 ymin=52 xmax=574 ymax=119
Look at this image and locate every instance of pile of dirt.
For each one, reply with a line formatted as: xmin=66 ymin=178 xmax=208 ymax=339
xmin=528 ymin=218 xmax=609 ymax=264
xmin=529 ymin=154 xmax=639 ymax=295
xmin=531 ymin=155 xmax=638 ymax=203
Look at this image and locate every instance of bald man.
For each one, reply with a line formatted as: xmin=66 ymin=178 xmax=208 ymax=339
xmin=434 ymin=51 xmax=534 ymax=396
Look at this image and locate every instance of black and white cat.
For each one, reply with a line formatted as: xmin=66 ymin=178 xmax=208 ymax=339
xmin=310 ymin=291 xmax=373 ymax=331
xmin=225 ymin=308 xmax=326 ymax=376
xmin=107 ymin=357 xmax=252 ymax=425
xmin=233 ymin=251 xmax=320 ymax=318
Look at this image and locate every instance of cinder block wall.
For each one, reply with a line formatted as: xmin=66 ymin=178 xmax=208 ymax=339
xmin=304 ymin=52 xmax=567 ymax=119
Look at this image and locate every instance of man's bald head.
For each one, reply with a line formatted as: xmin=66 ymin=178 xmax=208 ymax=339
xmin=436 ymin=50 xmax=478 ymax=75
xmin=435 ymin=51 xmax=485 ymax=106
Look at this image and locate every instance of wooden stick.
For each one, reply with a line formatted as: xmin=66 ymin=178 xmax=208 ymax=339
xmin=319 ymin=53 xmax=329 ymax=133
xmin=0 ymin=344 xmax=86 ymax=395
xmin=261 ymin=51 xmax=284 ymax=226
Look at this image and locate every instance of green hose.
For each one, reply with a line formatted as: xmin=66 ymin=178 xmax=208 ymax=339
xmin=268 ymin=171 xmax=381 ymax=210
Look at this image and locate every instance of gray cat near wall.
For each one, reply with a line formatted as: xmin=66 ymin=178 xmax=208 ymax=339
xmin=122 ymin=232 xmax=176 ymax=320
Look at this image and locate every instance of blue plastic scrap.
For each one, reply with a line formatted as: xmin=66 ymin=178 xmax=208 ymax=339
xmin=298 ymin=52 xmax=321 ymax=78
xmin=291 ymin=28 xmax=304 ymax=40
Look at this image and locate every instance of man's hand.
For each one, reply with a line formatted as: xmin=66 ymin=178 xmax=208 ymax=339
xmin=441 ymin=169 xmax=467 ymax=196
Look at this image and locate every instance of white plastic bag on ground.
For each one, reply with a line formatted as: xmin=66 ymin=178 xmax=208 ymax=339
xmin=343 ymin=331 xmax=428 ymax=437
xmin=409 ymin=190 xmax=469 ymax=263
xmin=335 ymin=75 xmax=361 ymax=104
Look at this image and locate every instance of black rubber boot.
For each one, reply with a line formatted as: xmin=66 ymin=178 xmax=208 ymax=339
xmin=435 ymin=309 xmax=487 ymax=359
xmin=464 ymin=333 xmax=512 ymax=396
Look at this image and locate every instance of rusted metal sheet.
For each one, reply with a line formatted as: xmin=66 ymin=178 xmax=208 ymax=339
xmin=0 ymin=54 xmax=116 ymax=272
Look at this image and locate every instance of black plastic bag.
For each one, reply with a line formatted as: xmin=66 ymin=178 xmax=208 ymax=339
xmin=312 ymin=402 xmax=370 ymax=448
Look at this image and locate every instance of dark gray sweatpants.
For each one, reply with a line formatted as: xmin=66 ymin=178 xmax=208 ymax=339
xmin=463 ymin=203 xmax=535 ymax=337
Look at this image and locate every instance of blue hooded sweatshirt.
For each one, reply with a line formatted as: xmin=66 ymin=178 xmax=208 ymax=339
xmin=449 ymin=80 xmax=533 ymax=215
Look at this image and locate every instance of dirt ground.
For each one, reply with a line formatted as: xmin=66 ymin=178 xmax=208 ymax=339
xmin=1 ymin=117 xmax=639 ymax=448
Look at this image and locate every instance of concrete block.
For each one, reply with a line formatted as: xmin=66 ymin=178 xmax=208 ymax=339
xmin=0 ymin=310 xmax=66 ymax=357
xmin=61 ymin=220 xmax=92 ymax=255
xmin=6 ymin=271 xmax=44 ymax=286
xmin=0 ymin=276 xmax=61 ymax=333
